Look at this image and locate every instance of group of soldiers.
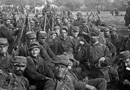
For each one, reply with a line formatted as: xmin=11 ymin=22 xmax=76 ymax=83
xmin=0 ymin=0 xmax=130 ymax=90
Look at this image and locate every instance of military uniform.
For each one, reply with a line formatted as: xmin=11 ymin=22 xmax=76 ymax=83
xmin=83 ymin=29 xmax=111 ymax=81
xmin=19 ymin=31 xmax=52 ymax=64
xmin=0 ymin=56 xmax=29 ymax=90
xmin=0 ymin=38 xmax=13 ymax=73
xmin=25 ymin=41 xmax=54 ymax=90
xmin=37 ymin=31 xmax=56 ymax=58
xmin=43 ymin=54 xmax=107 ymax=90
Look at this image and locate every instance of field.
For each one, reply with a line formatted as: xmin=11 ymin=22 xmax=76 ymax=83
xmin=73 ymin=11 xmax=129 ymax=36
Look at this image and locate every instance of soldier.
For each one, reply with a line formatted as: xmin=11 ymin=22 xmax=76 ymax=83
xmin=37 ymin=31 xmax=56 ymax=58
xmin=83 ymin=28 xmax=112 ymax=81
xmin=0 ymin=25 xmax=15 ymax=46
xmin=118 ymin=51 xmax=130 ymax=90
xmin=101 ymin=27 xmax=117 ymax=62
xmin=0 ymin=38 xmax=13 ymax=73
xmin=46 ymin=31 xmax=58 ymax=55
xmin=56 ymin=26 xmax=75 ymax=55
xmin=0 ymin=56 xmax=29 ymax=90
xmin=54 ymin=25 xmax=60 ymax=36
xmin=124 ymin=1 xmax=130 ymax=26
xmin=25 ymin=41 xmax=54 ymax=90
xmin=19 ymin=31 xmax=52 ymax=64
xmin=109 ymin=26 xmax=127 ymax=53
xmin=73 ymin=11 xmax=84 ymax=26
xmin=43 ymin=54 xmax=107 ymax=90
xmin=70 ymin=26 xmax=88 ymax=58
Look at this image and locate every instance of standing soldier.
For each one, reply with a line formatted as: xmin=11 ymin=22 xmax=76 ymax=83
xmin=124 ymin=1 xmax=130 ymax=26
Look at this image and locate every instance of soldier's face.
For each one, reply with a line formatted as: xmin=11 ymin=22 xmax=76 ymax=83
xmin=30 ymin=48 xmax=40 ymax=57
xmin=104 ymin=31 xmax=110 ymax=38
xmin=0 ymin=45 xmax=8 ymax=54
xmin=14 ymin=65 xmax=26 ymax=76
xmin=28 ymin=38 xmax=36 ymax=43
xmin=60 ymin=30 xmax=68 ymax=38
xmin=91 ymin=36 xmax=99 ymax=43
xmin=63 ymin=18 xmax=68 ymax=24
xmin=55 ymin=29 xmax=60 ymax=36
xmin=55 ymin=64 xmax=68 ymax=79
xmin=57 ymin=19 xmax=61 ymax=24
xmin=6 ymin=20 xmax=11 ymax=25
xmin=39 ymin=37 xmax=47 ymax=43
xmin=72 ymin=31 xmax=79 ymax=37
xmin=51 ymin=34 xmax=57 ymax=39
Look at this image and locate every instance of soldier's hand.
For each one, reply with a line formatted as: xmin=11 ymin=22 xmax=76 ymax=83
xmin=123 ymin=79 xmax=130 ymax=85
xmin=86 ymin=84 xmax=97 ymax=90
xmin=99 ymin=57 xmax=105 ymax=62
xmin=88 ymin=86 xmax=97 ymax=90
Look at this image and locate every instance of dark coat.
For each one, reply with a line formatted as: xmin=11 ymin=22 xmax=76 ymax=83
xmin=40 ymin=42 xmax=56 ymax=59
xmin=25 ymin=56 xmax=54 ymax=83
xmin=43 ymin=72 xmax=86 ymax=90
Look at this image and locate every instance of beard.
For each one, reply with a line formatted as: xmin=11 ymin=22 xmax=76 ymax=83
xmin=15 ymin=70 xmax=24 ymax=76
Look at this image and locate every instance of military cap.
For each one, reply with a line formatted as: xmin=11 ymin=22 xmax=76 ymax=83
xmin=29 ymin=41 xmax=40 ymax=50
xmin=0 ymin=38 xmax=8 ymax=46
xmin=56 ymin=15 xmax=61 ymax=19
xmin=26 ymin=31 xmax=36 ymax=39
xmin=90 ymin=27 xmax=100 ymax=36
xmin=37 ymin=31 xmax=47 ymax=38
xmin=54 ymin=26 xmax=60 ymax=29
xmin=81 ymin=18 xmax=87 ymax=23
xmin=103 ymin=27 xmax=109 ymax=32
xmin=52 ymin=54 xmax=71 ymax=66
xmin=71 ymin=26 xmax=79 ymax=32
xmin=13 ymin=56 xmax=27 ymax=66
xmin=61 ymin=26 xmax=68 ymax=32
xmin=120 ymin=51 xmax=130 ymax=60
xmin=49 ymin=31 xmax=56 ymax=35
xmin=5 ymin=17 xmax=11 ymax=21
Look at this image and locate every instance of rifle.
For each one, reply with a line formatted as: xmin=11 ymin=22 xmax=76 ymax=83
xmin=10 ymin=15 xmax=27 ymax=56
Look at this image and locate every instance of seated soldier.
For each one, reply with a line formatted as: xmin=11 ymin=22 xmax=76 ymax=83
xmin=25 ymin=41 xmax=54 ymax=90
xmin=37 ymin=31 xmax=56 ymax=59
xmin=0 ymin=38 xmax=13 ymax=73
xmin=0 ymin=56 xmax=29 ymax=90
xmin=43 ymin=54 xmax=107 ymax=90
xmin=118 ymin=51 xmax=130 ymax=90
xmin=19 ymin=31 xmax=52 ymax=64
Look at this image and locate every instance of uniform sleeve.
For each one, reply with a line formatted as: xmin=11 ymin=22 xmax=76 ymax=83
xmin=25 ymin=57 xmax=46 ymax=81
xmin=46 ymin=43 xmax=56 ymax=59
xmin=106 ymin=39 xmax=116 ymax=54
xmin=40 ymin=45 xmax=52 ymax=63
xmin=103 ymin=45 xmax=112 ymax=64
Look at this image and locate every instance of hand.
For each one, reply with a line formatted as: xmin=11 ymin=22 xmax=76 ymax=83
xmin=123 ymin=79 xmax=130 ymax=85
xmin=86 ymin=84 xmax=97 ymax=90
xmin=88 ymin=86 xmax=97 ymax=90
xmin=79 ymin=41 xmax=84 ymax=45
xmin=99 ymin=57 xmax=105 ymax=62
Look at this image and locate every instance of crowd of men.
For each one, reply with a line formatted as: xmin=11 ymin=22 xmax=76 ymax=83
xmin=0 ymin=0 xmax=130 ymax=90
